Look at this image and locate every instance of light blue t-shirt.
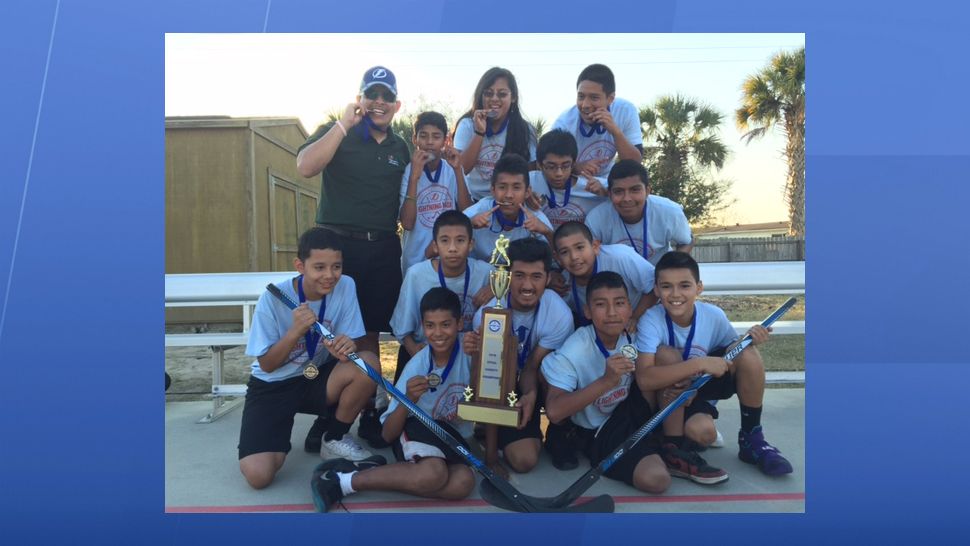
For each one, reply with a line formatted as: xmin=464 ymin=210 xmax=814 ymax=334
xmin=552 ymin=97 xmax=643 ymax=179
xmin=399 ymin=161 xmax=463 ymax=273
xmin=528 ymin=170 xmax=607 ymax=230
xmin=473 ymin=289 xmax=574 ymax=369
xmin=389 ymin=258 xmax=493 ymax=345
xmin=561 ymin=244 xmax=656 ymax=315
xmin=246 ymin=276 xmax=365 ymax=382
xmin=585 ymin=195 xmax=693 ymax=266
xmin=381 ymin=340 xmax=474 ymax=438
xmin=463 ymin=198 xmax=554 ymax=262
xmin=541 ymin=325 xmax=637 ymax=430
xmin=636 ymin=301 xmax=738 ymax=357
xmin=453 ymin=117 xmax=537 ymax=201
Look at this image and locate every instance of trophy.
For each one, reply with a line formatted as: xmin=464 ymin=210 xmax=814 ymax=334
xmin=457 ymin=235 xmax=523 ymax=427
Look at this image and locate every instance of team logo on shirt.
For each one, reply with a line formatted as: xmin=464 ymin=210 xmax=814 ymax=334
xmin=623 ymin=237 xmax=653 ymax=259
xmin=417 ymin=185 xmax=455 ymax=228
xmin=594 ymin=374 xmax=632 ymax=414
xmin=488 ymin=319 xmax=501 ymax=333
xmin=578 ymin=141 xmax=617 ymax=167
xmin=388 ymin=155 xmax=401 ymax=167
xmin=433 ymin=383 xmax=467 ymax=422
xmin=543 ymin=203 xmax=586 ymax=228
xmin=476 ymin=143 xmax=503 ymax=180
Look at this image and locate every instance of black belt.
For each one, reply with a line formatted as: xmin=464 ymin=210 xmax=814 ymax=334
xmin=318 ymin=223 xmax=395 ymax=242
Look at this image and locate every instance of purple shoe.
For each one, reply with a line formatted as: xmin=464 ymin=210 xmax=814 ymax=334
xmin=738 ymin=426 xmax=793 ymax=476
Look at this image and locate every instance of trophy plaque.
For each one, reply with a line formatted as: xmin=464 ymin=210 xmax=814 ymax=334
xmin=457 ymin=235 xmax=523 ymax=428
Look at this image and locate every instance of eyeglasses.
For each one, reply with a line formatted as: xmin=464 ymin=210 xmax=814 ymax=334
xmin=541 ymin=161 xmax=574 ymax=173
xmin=482 ymin=90 xmax=511 ymax=100
xmin=364 ymin=87 xmax=396 ymax=102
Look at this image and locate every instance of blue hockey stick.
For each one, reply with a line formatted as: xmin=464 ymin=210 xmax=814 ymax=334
xmin=266 ymin=283 xmax=613 ymax=513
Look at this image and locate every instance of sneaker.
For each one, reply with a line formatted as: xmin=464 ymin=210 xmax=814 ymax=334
xmin=321 ymin=435 xmax=373 ymax=461
xmin=304 ymin=415 xmax=330 ymax=453
xmin=310 ymin=469 xmax=344 ymax=513
xmin=357 ymin=408 xmax=391 ymax=449
xmin=738 ymin=426 xmax=793 ymax=476
xmin=661 ymin=443 xmax=729 ymax=485
xmin=544 ymin=422 xmax=579 ymax=471
xmin=712 ymin=428 xmax=725 ymax=448
xmin=315 ymin=455 xmax=387 ymax=475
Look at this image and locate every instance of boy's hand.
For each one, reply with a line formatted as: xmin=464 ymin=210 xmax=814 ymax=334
xmin=472 ymin=284 xmax=494 ymax=308
xmin=472 ymin=110 xmax=488 ymax=134
xmin=290 ymin=304 xmax=318 ymax=336
xmin=443 ymin=142 xmax=462 ymax=169
xmin=424 ymin=241 xmax=438 ymax=259
xmin=746 ymin=324 xmax=772 ymax=346
xmin=584 ymin=176 xmax=607 ymax=196
xmin=326 ymin=334 xmax=356 ymax=361
xmin=547 ymin=270 xmax=568 ymax=296
xmin=603 ymin=353 xmax=635 ymax=386
xmin=462 ymin=330 xmax=482 ymax=356
xmin=697 ymin=356 xmax=729 ymax=377
xmin=520 ymin=204 xmax=550 ymax=237
xmin=575 ymin=158 xmax=608 ymax=179
xmin=524 ymin=192 xmax=544 ymax=210
xmin=411 ymin=147 xmax=430 ymax=172
xmin=625 ymin=316 xmax=638 ymax=334
xmin=471 ymin=205 xmax=499 ymax=229
xmin=405 ymin=375 xmax=430 ymax=403
xmin=589 ymin=108 xmax=618 ymax=134
xmin=515 ymin=390 xmax=537 ymax=429
xmin=341 ymin=102 xmax=365 ymax=128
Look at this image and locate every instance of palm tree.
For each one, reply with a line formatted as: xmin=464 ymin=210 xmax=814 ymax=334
xmin=531 ymin=116 xmax=546 ymax=138
xmin=639 ymin=94 xmax=731 ymax=224
xmin=736 ymin=47 xmax=805 ymax=237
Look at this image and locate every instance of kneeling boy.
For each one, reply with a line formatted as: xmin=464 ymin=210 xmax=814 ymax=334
xmin=311 ymin=288 xmax=476 ymax=512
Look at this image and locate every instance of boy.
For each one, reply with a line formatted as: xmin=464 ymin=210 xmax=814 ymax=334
xmin=390 ymin=211 xmax=493 ymax=381
xmin=528 ymin=129 xmax=609 ymax=229
xmin=552 ymin=64 xmax=643 ymax=179
xmin=552 ymin=221 xmax=658 ymax=329
xmin=399 ymin=112 xmax=473 ymax=274
xmin=585 ymin=160 xmax=693 ymax=266
xmin=311 ymin=288 xmax=476 ymax=512
xmin=463 ymin=153 xmax=554 ymax=262
xmin=464 ymin=238 xmax=574 ymax=475
xmin=541 ymin=272 xmax=669 ymax=493
xmin=238 ymin=227 xmax=383 ymax=490
xmin=635 ymin=251 xmax=793 ymax=481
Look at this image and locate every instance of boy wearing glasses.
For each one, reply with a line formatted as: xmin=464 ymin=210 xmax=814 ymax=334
xmin=297 ymin=66 xmax=411 ymax=452
xmin=527 ymin=129 xmax=608 ymax=229
xmin=585 ymin=160 xmax=693 ymax=266
xmin=552 ymin=64 xmax=644 ymax=180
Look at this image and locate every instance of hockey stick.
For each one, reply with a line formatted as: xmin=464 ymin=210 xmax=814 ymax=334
xmin=266 ymin=283 xmax=614 ymax=513
xmin=482 ymin=296 xmax=799 ymax=509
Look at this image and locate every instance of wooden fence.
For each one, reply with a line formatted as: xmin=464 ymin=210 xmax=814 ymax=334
xmin=692 ymin=236 xmax=805 ymax=263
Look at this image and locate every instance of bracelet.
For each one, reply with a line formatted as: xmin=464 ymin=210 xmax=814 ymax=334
xmin=474 ymin=129 xmax=486 ymax=137
xmin=404 ymin=195 xmax=416 ymax=201
xmin=334 ymin=120 xmax=348 ymax=137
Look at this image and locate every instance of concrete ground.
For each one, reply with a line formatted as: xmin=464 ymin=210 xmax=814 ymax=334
xmin=165 ymin=388 xmax=804 ymax=513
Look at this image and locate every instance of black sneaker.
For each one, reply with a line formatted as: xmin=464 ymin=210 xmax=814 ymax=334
xmin=310 ymin=469 xmax=344 ymax=513
xmin=661 ymin=443 xmax=729 ymax=485
xmin=315 ymin=455 xmax=388 ymax=475
xmin=304 ymin=415 xmax=330 ymax=453
xmin=357 ymin=408 xmax=390 ymax=449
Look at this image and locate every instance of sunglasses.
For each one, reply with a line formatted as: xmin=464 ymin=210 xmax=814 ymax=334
xmin=363 ymin=87 xmax=396 ymax=102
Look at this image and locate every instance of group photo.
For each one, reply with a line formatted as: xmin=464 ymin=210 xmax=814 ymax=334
xmin=164 ymin=33 xmax=806 ymax=513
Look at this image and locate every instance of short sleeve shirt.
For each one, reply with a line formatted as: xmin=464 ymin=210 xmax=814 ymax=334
xmin=635 ymin=302 xmax=738 ymax=357
xmin=453 ymin=117 xmax=538 ymax=202
xmin=462 ymin=199 xmax=554 ymax=262
xmin=585 ymin=195 xmax=693 ymax=266
xmin=552 ymin=97 xmax=643 ymax=179
xmin=399 ymin=161 xmax=462 ymax=273
xmin=528 ymin=170 xmax=608 ymax=230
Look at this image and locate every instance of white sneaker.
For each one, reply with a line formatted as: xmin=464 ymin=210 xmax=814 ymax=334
xmin=711 ymin=428 xmax=725 ymax=448
xmin=321 ymin=436 xmax=373 ymax=461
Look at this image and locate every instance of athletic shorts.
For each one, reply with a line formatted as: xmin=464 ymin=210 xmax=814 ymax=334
xmin=391 ymin=416 xmax=471 ymax=466
xmin=497 ymin=395 xmax=543 ymax=449
xmin=585 ymin=387 xmax=663 ymax=486
xmin=237 ymin=356 xmax=338 ymax=459
xmin=696 ymin=346 xmax=739 ymax=402
xmin=329 ymin=232 xmax=403 ymax=333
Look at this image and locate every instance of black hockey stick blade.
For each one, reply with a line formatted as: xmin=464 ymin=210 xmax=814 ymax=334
xmin=479 ymin=479 xmax=615 ymax=513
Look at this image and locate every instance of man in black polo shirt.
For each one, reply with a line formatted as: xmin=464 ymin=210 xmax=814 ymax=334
xmin=297 ymin=66 xmax=411 ymax=450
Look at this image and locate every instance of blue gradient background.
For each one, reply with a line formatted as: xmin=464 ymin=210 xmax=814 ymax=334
xmin=1 ymin=0 xmax=968 ymax=543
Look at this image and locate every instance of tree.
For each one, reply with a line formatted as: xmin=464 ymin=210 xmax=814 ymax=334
xmin=736 ymin=47 xmax=805 ymax=237
xmin=639 ymin=94 xmax=733 ymax=225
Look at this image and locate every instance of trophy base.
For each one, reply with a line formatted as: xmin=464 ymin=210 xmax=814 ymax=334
xmin=457 ymin=401 xmax=523 ymax=428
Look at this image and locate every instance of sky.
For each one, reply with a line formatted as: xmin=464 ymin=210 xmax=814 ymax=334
xmin=165 ymin=33 xmax=804 ymax=226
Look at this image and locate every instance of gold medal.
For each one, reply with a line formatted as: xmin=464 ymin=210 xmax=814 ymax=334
xmin=620 ymin=344 xmax=639 ymax=361
xmin=426 ymin=372 xmax=442 ymax=388
xmin=303 ymin=364 xmax=320 ymax=380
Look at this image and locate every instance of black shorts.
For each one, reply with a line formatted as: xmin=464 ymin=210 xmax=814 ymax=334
xmin=327 ymin=231 xmax=402 ymax=333
xmin=390 ymin=416 xmax=471 ymax=466
xmin=237 ymin=356 xmax=338 ymax=459
xmin=585 ymin=387 xmax=662 ymax=486
xmin=695 ymin=346 xmax=739 ymax=402
xmin=497 ymin=395 xmax=543 ymax=449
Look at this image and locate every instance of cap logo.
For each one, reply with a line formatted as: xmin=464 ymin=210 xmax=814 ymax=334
xmin=372 ymin=68 xmax=387 ymax=79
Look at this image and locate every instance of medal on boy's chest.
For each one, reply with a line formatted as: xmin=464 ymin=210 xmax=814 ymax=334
xmin=426 ymin=372 xmax=443 ymax=388
xmin=426 ymin=340 xmax=460 ymax=392
xmin=298 ymin=275 xmax=327 ymax=380
xmin=620 ymin=344 xmax=638 ymax=361
xmin=303 ymin=364 xmax=320 ymax=380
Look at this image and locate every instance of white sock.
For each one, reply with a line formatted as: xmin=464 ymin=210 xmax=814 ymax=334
xmin=337 ymin=471 xmax=357 ymax=496
xmin=375 ymin=385 xmax=390 ymax=410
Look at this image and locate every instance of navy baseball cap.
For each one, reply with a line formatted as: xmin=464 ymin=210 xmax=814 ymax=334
xmin=360 ymin=66 xmax=397 ymax=95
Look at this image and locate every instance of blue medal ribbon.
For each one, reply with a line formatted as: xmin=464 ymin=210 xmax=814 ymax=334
xmin=509 ymin=294 xmax=540 ymax=370
xmin=665 ymin=306 xmax=697 ymax=362
xmin=423 ymin=160 xmax=442 ymax=183
xmin=297 ymin=275 xmax=327 ymax=361
xmin=546 ymin=177 xmax=572 ymax=209
xmin=594 ymin=330 xmax=633 ymax=359
xmin=437 ymin=258 xmax=471 ymax=320
xmin=426 ymin=338 xmax=460 ymax=393
xmin=357 ymin=115 xmax=388 ymax=141
xmin=578 ymin=105 xmax=611 ymax=137
xmin=485 ymin=116 xmax=510 ymax=138
xmin=492 ymin=200 xmax=525 ymax=232
xmin=620 ymin=201 xmax=649 ymax=260
xmin=570 ymin=257 xmax=598 ymax=326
